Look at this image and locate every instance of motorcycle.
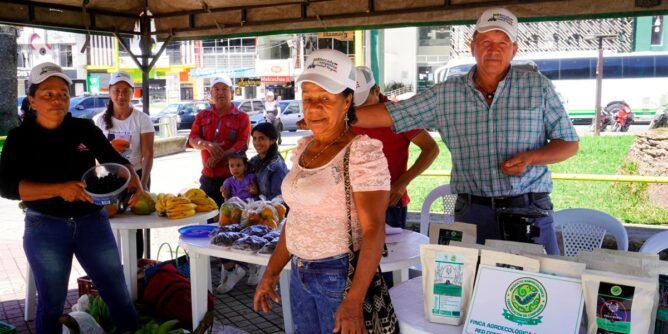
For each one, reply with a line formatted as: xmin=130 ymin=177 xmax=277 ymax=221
xmin=610 ymin=101 xmax=634 ymax=132
xmin=591 ymin=102 xmax=616 ymax=132
xmin=593 ymin=101 xmax=633 ymax=132
xmin=649 ymin=106 xmax=668 ymax=130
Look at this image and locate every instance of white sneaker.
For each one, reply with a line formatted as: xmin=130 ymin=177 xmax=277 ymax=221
xmin=246 ymin=265 xmax=266 ymax=286
xmin=216 ymin=265 xmax=246 ymax=294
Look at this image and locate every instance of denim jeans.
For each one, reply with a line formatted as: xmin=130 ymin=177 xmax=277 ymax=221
xmin=454 ymin=195 xmax=560 ymax=255
xmin=24 ymin=209 xmax=138 ymax=333
xmin=385 ymin=203 xmax=407 ymax=229
xmin=290 ymin=254 xmax=349 ymax=334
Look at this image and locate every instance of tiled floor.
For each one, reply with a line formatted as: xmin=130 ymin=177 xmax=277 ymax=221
xmin=0 ymin=258 xmax=285 ymax=333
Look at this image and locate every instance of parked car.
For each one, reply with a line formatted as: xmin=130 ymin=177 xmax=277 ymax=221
xmin=17 ymin=96 xmax=26 ymax=116
xmin=249 ymin=100 xmax=303 ymax=132
xmin=131 ymin=98 xmax=143 ymax=111
xmin=150 ymin=100 xmax=211 ymax=130
xmin=233 ymin=99 xmax=265 ymax=115
xmin=69 ymin=95 xmax=110 ymax=119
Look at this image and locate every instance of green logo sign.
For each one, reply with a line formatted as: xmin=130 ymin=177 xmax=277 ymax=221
xmin=503 ymin=277 xmax=547 ymax=326
xmin=610 ymin=285 xmax=622 ymax=296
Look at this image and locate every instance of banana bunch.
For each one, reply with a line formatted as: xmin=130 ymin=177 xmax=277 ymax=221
xmin=86 ymin=294 xmax=112 ymax=330
xmin=155 ymin=193 xmax=197 ymax=219
xmin=183 ymin=188 xmax=218 ymax=212
xmin=135 ymin=319 xmax=183 ymax=334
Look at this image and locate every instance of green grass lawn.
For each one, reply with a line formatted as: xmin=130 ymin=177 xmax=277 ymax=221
xmin=406 ymin=134 xmax=668 ymax=225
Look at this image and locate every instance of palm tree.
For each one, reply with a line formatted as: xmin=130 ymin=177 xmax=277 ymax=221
xmin=0 ymin=25 xmax=18 ymax=136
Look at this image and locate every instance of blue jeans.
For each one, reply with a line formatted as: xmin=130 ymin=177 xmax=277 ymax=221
xmin=290 ymin=254 xmax=349 ymax=334
xmin=385 ymin=203 xmax=407 ymax=229
xmin=454 ymin=195 xmax=560 ymax=255
xmin=24 ymin=209 xmax=138 ymax=333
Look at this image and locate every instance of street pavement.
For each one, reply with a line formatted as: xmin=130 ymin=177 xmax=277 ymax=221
xmin=0 ymin=130 xmax=309 ymax=333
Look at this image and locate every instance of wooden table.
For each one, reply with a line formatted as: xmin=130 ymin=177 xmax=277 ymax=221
xmin=180 ymin=229 xmax=428 ymax=332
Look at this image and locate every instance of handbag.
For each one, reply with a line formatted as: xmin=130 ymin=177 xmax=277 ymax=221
xmin=342 ymin=147 xmax=400 ymax=334
xmin=144 ymin=242 xmax=191 ymax=282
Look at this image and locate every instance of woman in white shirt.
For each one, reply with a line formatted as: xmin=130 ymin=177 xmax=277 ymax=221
xmin=253 ymin=49 xmax=391 ymax=334
xmin=94 ymin=72 xmax=155 ymax=257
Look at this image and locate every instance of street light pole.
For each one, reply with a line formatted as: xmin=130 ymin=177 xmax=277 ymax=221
xmin=588 ymin=34 xmax=617 ymax=136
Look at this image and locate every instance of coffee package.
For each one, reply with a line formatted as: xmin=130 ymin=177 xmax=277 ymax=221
xmin=420 ymin=244 xmax=479 ymax=325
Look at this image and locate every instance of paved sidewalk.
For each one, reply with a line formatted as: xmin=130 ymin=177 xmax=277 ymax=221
xmin=0 ymin=133 xmax=308 ymax=333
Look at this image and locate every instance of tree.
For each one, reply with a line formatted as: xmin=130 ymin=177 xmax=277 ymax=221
xmin=0 ymin=25 xmax=17 ymax=136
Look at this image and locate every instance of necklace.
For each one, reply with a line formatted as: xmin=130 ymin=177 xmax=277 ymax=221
xmin=299 ymin=130 xmax=349 ymax=169
xmin=474 ymin=74 xmax=496 ymax=100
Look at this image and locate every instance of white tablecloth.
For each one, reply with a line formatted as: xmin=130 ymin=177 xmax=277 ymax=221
xmin=180 ymin=229 xmax=428 ymax=332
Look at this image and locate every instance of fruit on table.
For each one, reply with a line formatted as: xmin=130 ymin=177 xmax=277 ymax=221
xmin=105 ymin=204 xmax=118 ymax=218
xmin=190 ymin=196 xmax=218 ymax=212
xmin=183 ymin=188 xmax=207 ymax=199
xmin=131 ymin=192 xmax=156 ymax=215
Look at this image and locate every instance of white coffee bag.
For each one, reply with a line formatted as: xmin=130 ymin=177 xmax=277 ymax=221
xmin=420 ymin=244 xmax=479 ymax=325
xmin=428 ymin=222 xmax=477 ymax=245
xmin=485 ymin=239 xmax=547 ymax=255
xmin=528 ymin=254 xmax=586 ymax=278
xmin=479 ymin=249 xmax=540 ymax=272
xmin=582 ymin=269 xmax=659 ymax=334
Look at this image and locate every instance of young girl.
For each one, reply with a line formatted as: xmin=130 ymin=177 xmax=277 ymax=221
xmin=220 ymin=153 xmax=259 ymax=201
xmin=217 ymin=153 xmax=259 ymax=293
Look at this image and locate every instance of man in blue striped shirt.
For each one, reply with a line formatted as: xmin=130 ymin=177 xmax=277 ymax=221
xmin=353 ymin=8 xmax=579 ymax=255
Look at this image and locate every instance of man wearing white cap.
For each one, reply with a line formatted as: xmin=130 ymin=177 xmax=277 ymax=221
xmin=353 ymin=8 xmax=579 ymax=255
xmin=188 ymin=76 xmax=250 ymax=207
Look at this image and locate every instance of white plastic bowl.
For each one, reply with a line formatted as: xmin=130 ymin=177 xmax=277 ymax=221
xmin=82 ymin=163 xmax=130 ymax=206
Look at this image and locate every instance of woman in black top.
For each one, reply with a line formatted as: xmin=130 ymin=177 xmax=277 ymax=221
xmin=0 ymin=62 xmax=141 ymax=333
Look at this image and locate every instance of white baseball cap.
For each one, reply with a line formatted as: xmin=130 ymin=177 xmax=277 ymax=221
xmin=211 ymin=76 xmax=233 ymax=88
xmin=297 ymin=49 xmax=356 ymax=94
xmin=475 ymin=8 xmax=518 ymax=43
xmin=30 ymin=62 xmax=72 ymax=85
xmin=354 ymin=66 xmax=376 ymax=106
xmin=266 ymin=91 xmax=274 ymax=97
xmin=109 ymin=72 xmax=134 ymax=88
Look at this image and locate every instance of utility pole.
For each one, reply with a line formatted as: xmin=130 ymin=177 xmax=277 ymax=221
xmin=587 ymin=34 xmax=617 ymax=136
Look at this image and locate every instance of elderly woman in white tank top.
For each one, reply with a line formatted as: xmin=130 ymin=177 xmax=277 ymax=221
xmin=253 ymin=49 xmax=391 ymax=333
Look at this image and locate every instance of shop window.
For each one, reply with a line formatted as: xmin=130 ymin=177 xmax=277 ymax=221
xmin=57 ymin=44 xmax=73 ymax=68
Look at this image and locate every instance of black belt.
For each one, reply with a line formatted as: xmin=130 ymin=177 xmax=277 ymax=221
xmin=458 ymin=192 xmax=549 ymax=208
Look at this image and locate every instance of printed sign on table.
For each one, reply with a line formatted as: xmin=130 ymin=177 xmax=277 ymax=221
xmin=464 ymin=265 xmax=584 ymax=334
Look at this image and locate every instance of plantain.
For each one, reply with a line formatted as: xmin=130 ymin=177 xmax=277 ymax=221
xmin=195 ymin=204 xmax=217 ymax=212
xmin=167 ymin=209 xmax=196 ymax=219
xmin=156 ymin=319 xmax=179 ymax=334
xmin=189 ymin=197 xmax=210 ymax=205
xmin=168 ymin=203 xmax=198 ymax=212
xmin=183 ymin=188 xmax=207 ymax=200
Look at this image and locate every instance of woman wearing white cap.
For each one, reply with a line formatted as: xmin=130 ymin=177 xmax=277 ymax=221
xmin=94 ymin=72 xmax=154 ymax=190
xmin=0 ymin=62 xmax=141 ymax=333
xmin=94 ymin=72 xmax=155 ymax=257
xmin=253 ymin=49 xmax=391 ymax=333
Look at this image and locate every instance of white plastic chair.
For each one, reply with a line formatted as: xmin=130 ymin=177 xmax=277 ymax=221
xmin=419 ymin=184 xmax=456 ymax=236
xmin=553 ymin=208 xmax=629 ymax=257
xmin=639 ymin=230 xmax=668 ymax=254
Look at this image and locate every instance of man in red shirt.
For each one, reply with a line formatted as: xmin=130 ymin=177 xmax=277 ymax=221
xmin=352 ymin=66 xmax=439 ymax=229
xmin=188 ymin=76 xmax=250 ymax=206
